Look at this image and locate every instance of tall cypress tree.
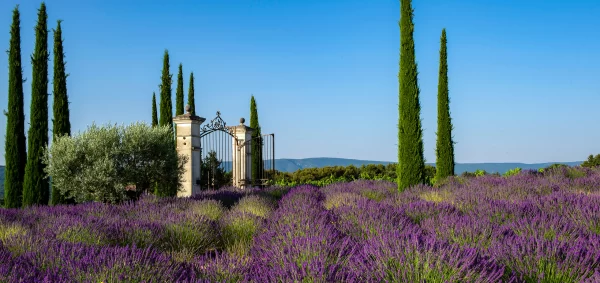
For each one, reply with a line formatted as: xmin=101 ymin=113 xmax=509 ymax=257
xmin=435 ymin=29 xmax=455 ymax=181
xmin=151 ymin=92 xmax=158 ymax=127
xmin=157 ymin=50 xmax=175 ymax=196
xmin=4 ymin=6 xmax=27 ymax=208
xmin=175 ymin=63 xmax=184 ymax=116
xmin=158 ymin=50 xmax=173 ymax=131
xmin=50 ymin=20 xmax=71 ymax=205
xmin=249 ymin=96 xmax=263 ymax=183
xmin=187 ymin=72 xmax=196 ymax=116
xmin=397 ymin=0 xmax=425 ymax=191
xmin=23 ymin=2 xmax=50 ymax=206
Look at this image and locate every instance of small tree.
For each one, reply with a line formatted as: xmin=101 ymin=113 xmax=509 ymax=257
xmin=200 ymin=150 xmax=231 ymax=190
xmin=4 ymin=5 xmax=27 ymax=208
xmin=23 ymin=2 xmax=50 ymax=206
xmin=151 ymin=92 xmax=158 ymax=127
xmin=250 ymin=96 xmax=264 ymax=184
xmin=51 ymin=19 xmax=72 ymax=205
xmin=43 ymin=122 xmax=187 ymax=204
xmin=397 ymin=0 xmax=425 ymax=191
xmin=435 ymin=29 xmax=455 ymax=183
xmin=187 ymin=72 xmax=196 ymax=116
xmin=159 ymin=50 xmax=173 ymax=131
xmin=581 ymin=154 xmax=600 ymax=168
xmin=175 ymin=63 xmax=184 ymax=116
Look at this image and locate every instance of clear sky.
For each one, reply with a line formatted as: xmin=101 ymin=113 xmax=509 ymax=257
xmin=0 ymin=0 xmax=599 ymax=165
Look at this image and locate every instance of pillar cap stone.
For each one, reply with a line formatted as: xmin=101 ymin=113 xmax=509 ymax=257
xmin=173 ymin=113 xmax=206 ymax=123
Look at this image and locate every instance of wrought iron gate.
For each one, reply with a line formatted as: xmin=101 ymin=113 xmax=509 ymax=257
xmin=198 ymin=112 xmax=275 ymax=190
xmin=239 ymin=133 xmax=276 ymax=187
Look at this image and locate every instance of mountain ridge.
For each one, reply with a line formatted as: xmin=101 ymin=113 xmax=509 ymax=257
xmin=272 ymin=158 xmax=583 ymax=173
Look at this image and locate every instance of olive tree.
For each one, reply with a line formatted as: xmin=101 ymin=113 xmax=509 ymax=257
xmin=42 ymin=122 xmax=187 ymax=204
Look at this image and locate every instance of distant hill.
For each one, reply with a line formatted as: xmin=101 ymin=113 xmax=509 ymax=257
xmin=269 ymin=158 xmax=583 ymax=174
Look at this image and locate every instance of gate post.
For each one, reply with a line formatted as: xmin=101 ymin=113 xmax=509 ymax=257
xmin=231 ymin=118 xmax=254 ymax=189
xmin=173 ymin=105 xmax=205 ymax=197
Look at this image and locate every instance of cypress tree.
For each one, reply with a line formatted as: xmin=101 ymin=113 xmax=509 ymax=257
xmin=151 ymin=92 xmax=158 ymax=127
xmin=249 ymin=96 xmax=263 ymax=183
xmin=157 ymin=50 xmax=175 ymax=196
xmin=158 ymin=50 xmax=173 ymax=131
xmin=435 ymin=29 xmax=455 ymax=181
xmin=4 ymin=6 xmax=27 ymax=208
xmin=175 ymin=63 xmax=184 ymax=116
xmin=50 ymin=20 xmax=71 ymax=205
xmin=397 ymin=0 xmax=425 ymax=191
xmin=187 ymin=72 xmax=196 ymax=116
xmin=23 ymin=2 xmax=50 ymax=206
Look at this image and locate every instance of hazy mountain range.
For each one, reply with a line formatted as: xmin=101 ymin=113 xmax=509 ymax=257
xmin=271 ymin=158 xmax=583 ymax=174
xmin=0 ymin=158 xmax=583 ymax=198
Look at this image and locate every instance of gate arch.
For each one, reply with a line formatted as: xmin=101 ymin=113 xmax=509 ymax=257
xmin=197 ymin=111 xmax=275 ymax=190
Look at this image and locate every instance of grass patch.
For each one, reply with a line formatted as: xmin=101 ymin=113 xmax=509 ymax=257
xmin=419 ymin=190 xmax=452 ymax=203
xmin=231 ymin=195 xmax=275 ymax=219
xmin=160 ymin=219 xmax=220 ymax=261
xmin=57 ymin=226 xmax=106 ymax=246
xmin=324 ymin=192 xmax=362 ymax=210
xmin=189 ymin=200 xmax=225 ymax=221
xmin=361 ymin=190 xmax=386 ymax=202
xmin=220 ymin=212 xmax=261 ymax=256
xmin=0 ymin=222 xmax=26 ymax=242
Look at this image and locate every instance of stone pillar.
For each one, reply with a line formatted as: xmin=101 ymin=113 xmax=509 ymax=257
xmin=173 ymin=105 xmax=206 ymax=197
xmin=231 ymin=118 xmax=254 ymax=189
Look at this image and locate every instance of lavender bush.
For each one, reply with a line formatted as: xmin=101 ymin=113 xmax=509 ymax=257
xmin=0 ymin=167 xmax=599 ymax=282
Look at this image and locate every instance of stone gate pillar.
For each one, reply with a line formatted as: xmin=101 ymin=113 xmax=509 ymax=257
xmin=231 ymin=118 xmax=254 ymax=189
xmin=173 ymin=105 xmax=206 ymax=197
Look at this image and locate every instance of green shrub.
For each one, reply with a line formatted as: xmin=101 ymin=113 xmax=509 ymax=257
xmin=43 ymin=122 xmax=188 ymax=204
xmin=503 ymin=167 xmax=522 ymax=177
xmin=565 ymin=167 xmax=587 ymax=179
xmin=544 ymin=163 xmax=569 ymax=171
xmin=581 ymin=154 xmax=600 ymax=168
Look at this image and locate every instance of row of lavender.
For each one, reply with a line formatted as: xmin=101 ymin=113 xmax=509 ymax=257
xmin=1 ymin=166 xmax=600 ymax=282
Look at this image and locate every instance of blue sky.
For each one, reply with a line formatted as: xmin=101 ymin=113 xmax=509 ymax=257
xmin=0 ymin=0 xmax=599 ymax=165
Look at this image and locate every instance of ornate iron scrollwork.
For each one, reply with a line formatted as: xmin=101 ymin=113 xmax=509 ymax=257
xmin=200 ymin=111 xmax=236 ymax=137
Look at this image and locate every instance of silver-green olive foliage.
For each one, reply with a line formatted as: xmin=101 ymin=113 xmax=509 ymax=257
xmin=43 ymin=122 xmax=187 ymax=204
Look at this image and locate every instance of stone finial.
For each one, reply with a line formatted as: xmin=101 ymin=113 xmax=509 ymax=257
xmin=240 ymin=118 xmax=245 ymax=125
xmin=185 ymin=104 xmax=191 ymax=113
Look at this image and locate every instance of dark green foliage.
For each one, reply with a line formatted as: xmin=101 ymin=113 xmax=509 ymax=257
xmin=4 ymin=6 xmax=27 ymax=208
xmin=200 ymin=150 xmax=232 ymax=189
xmin=187 ymin=72 xmax=196 ymax=116
xmin=273 ymin=164 xmax=437 ymax=187
xmin=151 ymin=92 xmax=158 ymax=127
xmin=156 ymin=50 xmax=177 ymax=196
xmin=23 ymin=3 xmax=50 ymax=207
xmin=435 ymin=29 xmax=455 ymax=182
xmin=581 ymin=154 xmax=600 ymax=168
xmin=250 ymin=96 xmax=263 ymax=183
xmin=460 ymin=169 xmax=500 ymax=178
xmin=397 ymin=0 xmax=425 ymax=191
xmin=50 ymin=20 xmax=72 ymax=206
xmin=158 ymin=50 xmax=173 ymax=131
xmin=175 ymin=63 xmax=184 ymax=116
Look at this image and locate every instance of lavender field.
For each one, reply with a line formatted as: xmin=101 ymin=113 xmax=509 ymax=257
xmin=1 ymin=166 xmax=600 ymax=282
